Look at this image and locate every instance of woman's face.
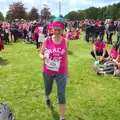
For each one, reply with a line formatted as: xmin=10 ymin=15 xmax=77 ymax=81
xmin=53 ymin=27 xmax=63 ymax=36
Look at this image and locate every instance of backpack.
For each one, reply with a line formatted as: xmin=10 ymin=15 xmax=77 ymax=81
xmin=0 ymin=103 xmax=15 ymax=120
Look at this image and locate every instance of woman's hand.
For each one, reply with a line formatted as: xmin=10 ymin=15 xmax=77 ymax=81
xmin=100 ymin=57 xmax=104 ymax=62
xmin=40 ymin=54 xmax=46 ymax=60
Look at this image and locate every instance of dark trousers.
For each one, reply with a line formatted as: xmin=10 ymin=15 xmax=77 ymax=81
xmin=12 ymin=31 xmax=18 ymax=42
xmin=13 ymin=33 xmax=18 ymax=42
xmin=107 ymin=32 xmax=113 ymax=44
xmin=99 ymin=32 xmax=104 ymax=41
xmin=85 ymin=32 xmax=89 ymax=42
xmin=95 ymin=31 xmax=99 ymax=39
xmin=117 ymin=36 xmax=120 ymax=46
xmin=36 ymin=35 xmax=40 ymax=49
xmin=91 ymin=50 xmax=109 ymax=59
xmin=106 ymin=32 xmax=109 ymax=42
xmin=4 ymin=33 xmax=9 ymax=43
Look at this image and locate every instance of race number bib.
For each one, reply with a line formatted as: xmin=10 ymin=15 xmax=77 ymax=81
xmin=45 ymin=59 xmax=60 ymax=72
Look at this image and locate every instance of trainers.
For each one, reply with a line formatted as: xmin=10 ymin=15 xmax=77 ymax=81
xmin=46 ymin=99 xmax=51 ymax=108
xmin=97 ymin=72 xmax=105 ymax=76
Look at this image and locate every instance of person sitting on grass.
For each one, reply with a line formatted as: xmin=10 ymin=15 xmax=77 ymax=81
xmin=103 ymin=44 xmax=119 ymax=62
xmin=67 ymin=30 xmax=75 ymax=40
xmin=74 ymin=29 xmax=80 ymax=39
xmin=94 ymin=47 xmax=120 ymax=76
xmin=91 ymin=38 xmax=109 ymax=62
xmin=113 ymin=51 xmax=120 ymax=76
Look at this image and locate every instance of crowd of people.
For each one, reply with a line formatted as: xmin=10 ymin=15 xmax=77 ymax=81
xmin=0 ymin=17 xmax=120 ymax=120
xmin=91 ymin=39 xmax=120 ymax=76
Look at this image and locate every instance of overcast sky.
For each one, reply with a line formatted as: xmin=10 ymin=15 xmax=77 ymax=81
xmin=0 ymin=0 xmax=119 ymax=17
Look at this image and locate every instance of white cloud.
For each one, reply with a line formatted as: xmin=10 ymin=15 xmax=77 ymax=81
xmin=0 ymin=0 xmax=119 ymax=17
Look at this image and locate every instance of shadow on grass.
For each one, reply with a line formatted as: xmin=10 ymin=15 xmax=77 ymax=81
xmin=0 ymin=57 xmax=9 ymax=66
xmin=68 ymin=50 xmax=73 ymax=55
xmin=50 ymin=106 xmax=60 ymax=120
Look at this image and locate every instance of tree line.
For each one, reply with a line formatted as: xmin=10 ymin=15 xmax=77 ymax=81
xmin=64 ymin=2 xmax=120 ymax=21
xmin=0 ymin=2 xmax=55 ymax=21
xmin=0 ymin=2 xmax=120 ymax=21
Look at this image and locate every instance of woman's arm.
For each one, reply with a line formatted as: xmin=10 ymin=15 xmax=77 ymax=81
xmin=93 ymin=45 xmax=97 ymax=57
xmin=39 ymin=39 xmax=46 ymax=60
xmin=102 ymin=48 xmax=106 ymax=58
xmin=65 ymin=39 xmax=69 ymax=75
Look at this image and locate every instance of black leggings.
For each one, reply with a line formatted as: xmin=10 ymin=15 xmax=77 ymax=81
xmin=107 ymin=33 xmax=113 ymax=44
xmin=36 ymin=35 xmax=39 ymax=49
xmin=91 ymin=50 xmax=109 ymax=59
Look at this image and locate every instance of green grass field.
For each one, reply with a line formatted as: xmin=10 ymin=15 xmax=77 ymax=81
xmin=0 ymin=33 xmax=120 ymax=120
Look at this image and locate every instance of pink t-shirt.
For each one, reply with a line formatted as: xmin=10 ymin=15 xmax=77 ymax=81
xmin=110 ymin=50 xmax=118 ymax=59
xmin=94 ymin=41 xmax=106 ymax=51
xmin=68 ymin=32 xmax=74 ymax=39
xmin=38 ymin=27 xmax=43 ymax=34
xmin=43 ymin=37 xmax=67 ymax=75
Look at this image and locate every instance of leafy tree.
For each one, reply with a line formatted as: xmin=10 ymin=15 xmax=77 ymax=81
xmin=6 ymin=1 xmax=27 ymax=20
xmin=85 ymin=7 xmax=99 ymax=19
xmin=77 ymin=10 xmax=85 ymax=20
xmin=64 ymin=11 xmax=78 ymax=20
xmin=0 ymin=11 xmax=4 ymax=21
xmin=40 ymin=5 xmax=51 ymax=20
xmin=28 ymin=7 xmax=39 ymax=20
xmin=64 ymin=2 xmax=120 ymax=20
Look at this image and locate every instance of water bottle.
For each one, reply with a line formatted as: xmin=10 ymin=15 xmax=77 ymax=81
xmin=94 ymin=60 xmax=99 ymax=68
xmin=44 ymin=48 xmax=49 ymax=60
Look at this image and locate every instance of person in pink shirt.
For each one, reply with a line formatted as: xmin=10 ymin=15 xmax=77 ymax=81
xmin=91 ymin=39 xmax=109 ymax=62
xmin=40 ymin=18 xmax=68 ymax=120
xmin=4 ymin=24 xmax=10 ymax=43
xmin=98 ymin=44 xmax=119 ymax=66
xmin=47 ymin=23 xmax=53 ymax=36
xmin=38 ymin=23 xmax=45 ymax=47
xmin=99 ymin=44 xmax=118 ymax=67
xmin=67 ymin=30 xmax=75 ymax=40
xmin=109 ymin=44 xmax=118 ymax=60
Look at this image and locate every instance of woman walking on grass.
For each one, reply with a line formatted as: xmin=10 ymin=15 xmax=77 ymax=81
xmin=40 ymin=18 xmax=68 ymax=120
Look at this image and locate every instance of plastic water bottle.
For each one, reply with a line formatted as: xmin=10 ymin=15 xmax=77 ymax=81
xmin=94 ymin=60 xmax=99 ymax=68
xmin=44 ymin=48 xmax=49 ymax=60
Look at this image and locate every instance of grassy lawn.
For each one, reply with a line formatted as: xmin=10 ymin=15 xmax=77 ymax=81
xmin=0 ymin=33 xmax=120 ymax=120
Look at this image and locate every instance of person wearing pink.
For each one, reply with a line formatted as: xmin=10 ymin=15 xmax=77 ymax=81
xmin=91 ymin=39 xmax=109 ymax=62
xmin=33 ymin=25 xmax=39 ymax=48
xmin=109 ymin=45 xmax=118 ymax=59
xmin=67 ymin=30 xmax=74 ymax=40
xmin=102 ymin=44 xmax=118 ymax=62
xmin=40 ymin=18 xmax=68 ymax=120
xmin=38 ymin=24 xmax=45 ymax=47
xmin=75 ymin=29 xmax=80 ymax=39
xmin=0 ymin=39 xmax=4 ymax=51
xmin=4 ymin=24 xmax=10 ymax=43
xmin=47 ymin=23 xmax=53 ymax=36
